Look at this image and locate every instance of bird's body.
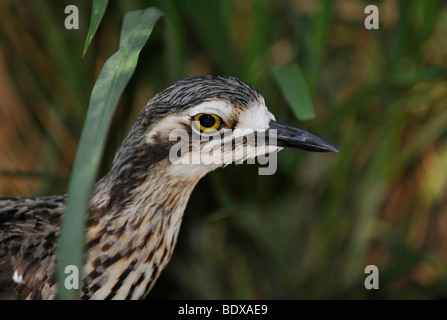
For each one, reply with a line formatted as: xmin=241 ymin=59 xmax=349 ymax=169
xmin=0 ymin=76 xmax=337 ymax=299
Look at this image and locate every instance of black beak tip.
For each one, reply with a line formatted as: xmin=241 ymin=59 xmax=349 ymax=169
xmin=319 ymin=140 xmax=339 ymax=153
xmin=301 ymin=137 xmax=339 ymax=153
xmin=268 ymin=119 xmax=339 ymax=153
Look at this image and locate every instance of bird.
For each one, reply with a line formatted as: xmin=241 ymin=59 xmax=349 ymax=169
xmin=0 ymin=75 xmax=337 ymax=300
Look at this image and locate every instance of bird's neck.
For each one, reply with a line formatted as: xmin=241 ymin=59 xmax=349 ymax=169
xmin=82 ymin=153 xmax=213 ymax=299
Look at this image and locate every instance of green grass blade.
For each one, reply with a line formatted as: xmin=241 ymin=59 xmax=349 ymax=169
xmin=180 ymin=0 xmax=237 ymax=74
xmin=272 ymin=64 xmax=316 ymax=120
xmin=302 ymin=0 xmax=334 ymax=91
xmin=83 ymin=0 xmax=109 ymax=56
xmin=57 ymin=7 xmax=164 ymax=300
xmin=160 ymin=0 xmax=186 ymax=81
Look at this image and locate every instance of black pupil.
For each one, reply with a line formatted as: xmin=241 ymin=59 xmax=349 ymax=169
xmin=199 ymin=114 xmax=216 ymax=128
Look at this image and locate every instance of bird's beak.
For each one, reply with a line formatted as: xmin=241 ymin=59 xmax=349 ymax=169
xmin=268 ymin=119 xmax=338 ymax=152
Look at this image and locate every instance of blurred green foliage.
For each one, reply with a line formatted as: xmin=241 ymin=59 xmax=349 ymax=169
xmin=0 ymin=0 xmax=447 ymax=299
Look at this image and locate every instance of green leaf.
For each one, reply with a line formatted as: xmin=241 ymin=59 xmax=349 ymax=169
xmin=83 ymin=0 xmax=109 ymax=56
xmin=272 ymin=64 xmax=316 ymax=120
xmin=57 ymin=7 xmax=164 ymax=300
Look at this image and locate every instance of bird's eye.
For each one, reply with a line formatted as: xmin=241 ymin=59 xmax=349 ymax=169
xmin=193 ymin=114 xmax=222 ymax=132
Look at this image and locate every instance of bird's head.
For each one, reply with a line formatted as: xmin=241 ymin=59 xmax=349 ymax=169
xmin=111 ymin=75 xmax=337 ymax=180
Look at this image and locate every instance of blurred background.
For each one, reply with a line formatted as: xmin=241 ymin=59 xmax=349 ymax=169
xmin=1 ymin=0 xmax=447 ymax=299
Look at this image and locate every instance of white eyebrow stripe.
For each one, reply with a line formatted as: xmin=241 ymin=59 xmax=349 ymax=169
xmin=187 ymin=100 xmax=233 ymax=119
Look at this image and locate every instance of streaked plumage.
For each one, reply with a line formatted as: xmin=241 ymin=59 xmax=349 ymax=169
xmin=0 ymin=75 xmax=337 ymax=299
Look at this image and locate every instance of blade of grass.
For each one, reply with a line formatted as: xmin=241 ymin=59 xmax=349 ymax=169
xmin=243 ymin=0 xmax=271 ymax=83
xmin=389 ymin=67 xmax=447 ymax=85
xmin=57 ymin=7 xmax=163 ymax=300
xmin=83 ymin=0 xmax=109 ymax=56
xmin=179 ymin=0 xmax=237 ymax=74
xmin=389 ymin=0 xmax=411 ymax=73
xmin=272 ymin=64 xmax=316 ymax=120
xmin=160 ymin=0 xmax=186 ymax=81
xmin=401 ymin=103 xmax=447 ymax=173
xmin=301 ymin=0 xmax=334 ymax=91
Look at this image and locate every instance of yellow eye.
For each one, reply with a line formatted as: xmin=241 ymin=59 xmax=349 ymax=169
xmin=193 ymin=114 xmax=222 ymax=132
